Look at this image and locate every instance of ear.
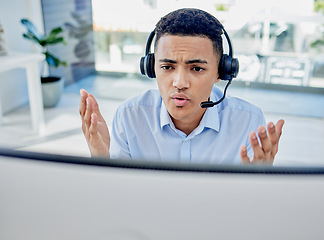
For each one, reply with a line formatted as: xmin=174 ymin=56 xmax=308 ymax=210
xmin=214 ymin=73 xmax=221 ymax=84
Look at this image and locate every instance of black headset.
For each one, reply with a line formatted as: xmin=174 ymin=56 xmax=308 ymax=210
xmin=139 ymin=25 xmax=239 ymax=108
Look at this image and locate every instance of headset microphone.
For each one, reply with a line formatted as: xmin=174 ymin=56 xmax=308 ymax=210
xmin=200 ymin=26 xmax=238 ymax=108
xmin=200 ymin=78 xmax=232 ymax=108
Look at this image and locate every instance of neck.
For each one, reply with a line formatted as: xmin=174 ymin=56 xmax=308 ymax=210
xmin=171 ymin=111 xmax=205 ymax=136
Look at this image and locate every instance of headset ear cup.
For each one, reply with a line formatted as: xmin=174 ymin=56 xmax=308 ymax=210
xmin=219 ymin=54 xmax=227 ymax=80
xmin=147 ymin=53 xmax=155 ymax=78
xmin=219 ymin=54 xmax=239 ymax=80
xmin=140 ymin=54 xmax=155 ymax=78
xmin=232 ymin=57 xmax=239 ymax=78
xmin=140 ymin=56 xmax=146 ymax=75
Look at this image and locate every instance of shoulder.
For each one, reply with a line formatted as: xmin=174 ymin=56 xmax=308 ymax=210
xmin=112 ymin=89 xmax=162 ymax=140
xmin=117 ymin=89 xmax=162 ymax=111
xmin=211 ymin=86 xmax=265 ymax=129
xmin=212 ymin=86 xmax=263 ymax=117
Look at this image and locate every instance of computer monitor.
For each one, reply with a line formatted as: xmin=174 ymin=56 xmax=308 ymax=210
xmin=1 ymin=147 xmax=324 ymax=240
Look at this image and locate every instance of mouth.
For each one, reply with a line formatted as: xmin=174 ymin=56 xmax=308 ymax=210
xmin=171 ymin=93 xmax=190 ymax=107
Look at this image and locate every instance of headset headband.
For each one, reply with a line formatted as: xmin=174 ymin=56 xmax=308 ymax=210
xmin=145 ymin=25 xmax=233 ymax=58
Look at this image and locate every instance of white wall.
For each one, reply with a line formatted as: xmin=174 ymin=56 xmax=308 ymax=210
xmin=0 ymin=0 xmax=43 ymax=114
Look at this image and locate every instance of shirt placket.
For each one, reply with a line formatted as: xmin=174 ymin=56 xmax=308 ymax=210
xmin=180 ymin=137 xmax=191 ymax=162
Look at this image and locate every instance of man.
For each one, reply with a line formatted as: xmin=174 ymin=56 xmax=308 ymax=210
xmin=79 ymin=8 xmax=284 ymax=165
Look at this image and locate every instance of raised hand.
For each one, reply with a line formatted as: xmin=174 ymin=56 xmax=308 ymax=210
xmin=240 ymin=119 xmax=285 ymax=165
xmin=79 ymin=89 xmax=110 ymax=158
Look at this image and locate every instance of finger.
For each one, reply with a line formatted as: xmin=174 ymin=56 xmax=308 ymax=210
xmin=275 ymin=119 xmax=285 ymax=138
xmin=267 ymin=119 xmax=285 ymax=154
xmin=240 ymin=145 xmax=250 ymax=164
xmin=89 ymin=113 xmax=108 ymax=157
xmin=79 ymin=89 xmax=88 ymax=117
xmin=89 ymin=113 xmax=98 ymax=135
xmin=89 ymin=113 xmax=101 ymax=155
xmin=249 ymin=131 xmax=264 ymax=162
xmin=267 ymin=122 xmax=277 ymax=146
xmin=84 ymin=97 xmax=93 ymax=128
xmin=257 ymin=126 xmax=272 ymax=161
xmin=88 ymin=93 xmax=102 ymax=119
xmin=80 ymin=89 xmax=89 ymax=134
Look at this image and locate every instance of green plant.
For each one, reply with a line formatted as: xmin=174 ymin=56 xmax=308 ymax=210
xmin=21 ymin=18 xmax=67 ymax=75
xmin=314 ymin=0 xmax=324 ymax=14
xmin=311 ymin=32 xmax=324 ymax=49
xmin=311 ymin=1 xmax=324 ymax=50
xmin=215 ymin=4 xmax=228 ymax=11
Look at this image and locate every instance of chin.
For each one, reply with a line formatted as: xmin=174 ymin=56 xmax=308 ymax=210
xmin=170 ymin=106 xmax=196 ymax=121
xmin=168 ymin=106 xmax=186 ymax=119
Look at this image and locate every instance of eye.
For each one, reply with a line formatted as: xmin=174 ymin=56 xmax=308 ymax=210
xmin=161 ymin=65 xmax=174 ymax=70
xmin=192 ymin=66 xmax=205 ymax=72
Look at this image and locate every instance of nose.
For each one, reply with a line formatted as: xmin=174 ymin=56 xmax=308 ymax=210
xmin=173 ymin=69 xmax=190 ymax=90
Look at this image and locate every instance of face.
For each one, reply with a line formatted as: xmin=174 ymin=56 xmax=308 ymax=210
xmin=154 ymin=35 xmax=220 ymax=134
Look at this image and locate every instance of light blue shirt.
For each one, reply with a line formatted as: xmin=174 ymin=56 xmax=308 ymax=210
xmin=110 ymin=86 xmax=266 ymax=164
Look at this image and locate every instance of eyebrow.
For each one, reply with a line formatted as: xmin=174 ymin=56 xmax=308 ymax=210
xmin=186 ymin=59 xmax=208 ymax=64
xmin=159 ymin=58 xmax=208 ymax=64
xmin=159 ymin=58 xmax=177 ymax=64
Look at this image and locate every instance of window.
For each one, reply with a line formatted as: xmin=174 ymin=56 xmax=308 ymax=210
xmin=92 ymin=0 xmax=324 ymax=88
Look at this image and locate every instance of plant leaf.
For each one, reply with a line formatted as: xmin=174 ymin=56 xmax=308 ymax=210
xmin=20 ymin=18 xmax=44 ymax=40
xmin=49 ymin=27 xmax=63 ymax=35
xmin=41 ymin=27 xmax=66 ymax=46
xmin=22 ymin=33 xmax=35 ymax=41
xmin=21 ymin=18 xmax=67 ymax=66
xmin=45 ymin=36 xmax=65 ymax=45
xmin=21 ymin=18 xmax=66 ymax=47
xmin=44 ymin=52 xmax=67 ymax=68
xmin=23 ymin=32 xmax=43 ymax=45
xmin=311 ymin=39 xmax=324 ymax=48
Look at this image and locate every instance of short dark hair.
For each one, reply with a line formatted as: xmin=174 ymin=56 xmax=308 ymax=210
xmin=154 ymin=8 xmax=224 ymax=61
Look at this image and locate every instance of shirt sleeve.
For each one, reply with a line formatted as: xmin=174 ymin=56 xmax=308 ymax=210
xmin=109 ymin=106 xmax=132 ymax=160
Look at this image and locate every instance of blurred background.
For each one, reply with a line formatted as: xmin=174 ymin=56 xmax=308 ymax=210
xmin=92 ymin=0 xmax=324 ymax=88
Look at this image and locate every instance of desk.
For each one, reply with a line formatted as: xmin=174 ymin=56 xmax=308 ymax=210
xmin=0 ymin=51 xmax=45 ymax=134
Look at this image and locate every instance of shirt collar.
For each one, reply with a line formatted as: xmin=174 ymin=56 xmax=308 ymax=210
xmin=202 ymin=92 xmax=220 ymax=132
xmin=160 ymin=92 xmax=220 ymax=133
xmin=160 ymin=101 xmax=173 ymax=130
